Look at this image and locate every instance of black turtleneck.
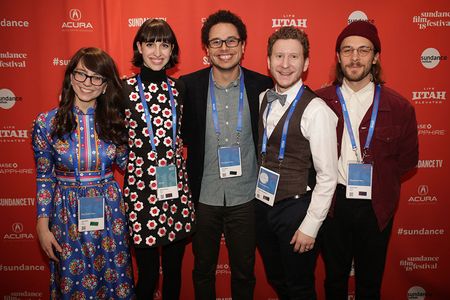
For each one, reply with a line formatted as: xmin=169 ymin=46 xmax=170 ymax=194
xmin=140 ymin=66 xmax=167 ymax=83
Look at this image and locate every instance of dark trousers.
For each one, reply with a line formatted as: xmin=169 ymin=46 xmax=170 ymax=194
xmin=192 ymin=201 xmax=256 ymax=300
xmin=320 ymin=185 xmax=393 ymax=300
xmin=256 ymin=195 xmax=318 ymax=300
xmin=134 ymin=238 xmax=187 ymax=300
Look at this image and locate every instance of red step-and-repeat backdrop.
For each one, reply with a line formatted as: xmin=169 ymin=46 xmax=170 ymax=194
xmin=1 ymin=0 xmax=449 ymax=299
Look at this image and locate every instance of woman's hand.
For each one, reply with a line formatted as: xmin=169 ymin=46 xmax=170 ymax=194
xmin=36 ymin=218 xmax=62 ymax=262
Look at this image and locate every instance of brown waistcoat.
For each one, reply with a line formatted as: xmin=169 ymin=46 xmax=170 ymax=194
xmin=258 ymin=86 xmax=317 ymax=203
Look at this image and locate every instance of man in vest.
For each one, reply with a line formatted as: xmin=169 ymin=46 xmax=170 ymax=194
xmin=255 ymin=26 xmax=338 ymax=299
xmin=316 ymin=21 xmax=419 ymax=299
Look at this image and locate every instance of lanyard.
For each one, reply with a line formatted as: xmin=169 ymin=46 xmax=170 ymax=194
xmin=137 ymin=75 xmax=177 ymax=154
xmin=209 ymin=68 xmax=245 ymax=145
xmin=336 ymin=84 xmax=381 ymax=162
xmin=261 ymin=85 xmax=305 ymax=162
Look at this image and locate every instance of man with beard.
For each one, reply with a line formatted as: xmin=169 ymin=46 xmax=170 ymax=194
xmin=316 ymin=21 xmax=419 ymax=300
xmin=180 ymin=10 xmax=272 ymax=300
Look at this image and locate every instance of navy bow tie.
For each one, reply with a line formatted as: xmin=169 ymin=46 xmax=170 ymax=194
xmin=266 ymin=89 xmax=287 ymax=106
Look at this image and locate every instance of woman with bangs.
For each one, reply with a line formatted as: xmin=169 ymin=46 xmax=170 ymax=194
xmin=32 ymin=47 xmax=135 ymax=299
xmin=123 ymin=19 xmax=195 ymax=299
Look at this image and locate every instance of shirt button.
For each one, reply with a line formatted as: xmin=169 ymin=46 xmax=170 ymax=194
xmin=225 ymin=105 xmax=229 ymax=109
xmin=225 ymin=138 xmax=229 ymax=142
xmin=225 ymin=121 xmax=229 ymax=125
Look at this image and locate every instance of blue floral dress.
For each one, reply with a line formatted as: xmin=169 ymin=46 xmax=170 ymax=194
xmin=32 ymin=107 xmax=135 ymax=299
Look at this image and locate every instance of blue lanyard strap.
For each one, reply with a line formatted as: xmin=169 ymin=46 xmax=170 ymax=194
xmin=261 ymin=85 xmax=305 ymax=162
xmin=137 ymin=75 xmax=177 ymax=154
xmin=208 ymin=68 xmax=245 ymax=145
xmin=336 ymin=84 xmax=381 ymax=161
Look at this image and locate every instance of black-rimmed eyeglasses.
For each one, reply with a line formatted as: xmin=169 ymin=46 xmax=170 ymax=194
xmin=72 ymin=70 xmax=106 ymax=86
xmin=208 ymin=37 xmax=241 ymax=48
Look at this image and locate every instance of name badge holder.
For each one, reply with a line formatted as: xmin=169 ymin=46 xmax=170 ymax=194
xmin=336 ymin=85 xmax=381 ymax=200
xmin=346 ymin=161 xmax=373 ymax=199
xmin=73 ymin=134 xmax=105 ymax=232
xmin=156 ymin=165 xmax=179 ymax=200
xmin=209 ymin=70 xmax=246 ymax=179
xmin=255 ymin=86 xmax=305 ymax=206
xmin=137 ymin=75 xmax=179 ymax=200
xmin=255 ymin=166 xmax=280 ymax=206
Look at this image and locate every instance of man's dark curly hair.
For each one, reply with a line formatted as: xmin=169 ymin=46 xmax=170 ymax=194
xmin=201 ymin=10 xmax=247 ymax=47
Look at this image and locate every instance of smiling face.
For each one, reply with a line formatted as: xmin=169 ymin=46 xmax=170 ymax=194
xmin=268 ymin=39 xmax=309 ymax=93
xmin=206 ymin=22 xmax=245 ymax=73
xmin=137 ymin=40 xmax=173 ymax=71
xmin=70 ymin=61 xmax=106 ymax=107
xmin=337 ymin=35 xmax=379 ymax=87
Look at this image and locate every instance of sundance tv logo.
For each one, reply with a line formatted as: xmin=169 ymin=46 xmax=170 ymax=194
xmin=421 ymin=48 xmax=447 ymax=69
xmin=62 ymin=8 xmax=93 ymax=31
xmin=0 ymin=89 xmax=22 ymax=110
xmin=3 ymin=222 xmax=34 ymax=241
xmin=272 ymin=14 xmax=307 ymax=29
xmin=408 ymin=185 xmax=438 ymax=204
xmin=407 ymin=286 xmax=431 ymax=300
xmin=417 ymin=159 xmax=444 ymax=168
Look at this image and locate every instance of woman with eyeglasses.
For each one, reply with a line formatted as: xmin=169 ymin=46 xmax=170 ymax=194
xmin=123 ymin=19 xmax=195 ymax=300
xmin=32 ymin=47 xmax=135 ymax=299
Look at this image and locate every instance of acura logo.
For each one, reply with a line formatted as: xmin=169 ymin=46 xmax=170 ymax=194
xmin=69 ymin=9 xmax=81 ymax=21
xmin=418 ymin=185 xmax=429 ymax=196
xmin=12 ymin=222 xmax=23 ymax=233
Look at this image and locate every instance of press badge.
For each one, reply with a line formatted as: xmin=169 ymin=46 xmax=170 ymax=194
xmin=218 ymin=146 xmax=242 ymax=178
xmin=346 ymin=162 xmax=373 ymax=199
xmin=156 ymin=165 xmax=179 ymax=200
xmin=78 ymin=196 xmax=105 ymax=232
xmin=255 ymin=166 xmax=280 ymax=206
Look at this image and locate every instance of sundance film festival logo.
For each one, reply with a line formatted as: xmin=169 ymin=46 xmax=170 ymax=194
xmin=0 ymin=52 xmax=27 ymax=68
xmin=408 ymin=185 xmax=438 ymax=204
xmin=421 ymin=48 xmax=447 ymax=69
xmin=347 ymin=11 xmax=375 ymax=24
xmin=3 ymin=222 xmax=34 ymax=241
xmin=62 ymin=8 xmax=93 ymax=31
xmin=0 ymin=89 xmax=22 ymax=110
xmin=128 ymin=17 xmax=166 ymax=27
xmin=272 ymin=15 xmax=307 ymax=29
xmin=417 ymin=123 xmax=446 ymax=136
xmin=0 ymin=125 xmax=29 ymax=143
xmin=413 ymin=11 xmax=450 ymax=30
xmin=412 ymin=87 xmax=446 ymax=104
xmin=408 ymin=286 xmax=431 ymax=300
xmin=399 ymin=256 xmax=439 ymax=272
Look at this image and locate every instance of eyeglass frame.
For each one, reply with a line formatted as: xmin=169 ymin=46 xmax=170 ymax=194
xmin=339 ymin=46 xmax=374 ymax=57
xmin=72 ymin=70 xmax=107 ymax=86
xmin=207 ymin=37 xmax=242 ymax=49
